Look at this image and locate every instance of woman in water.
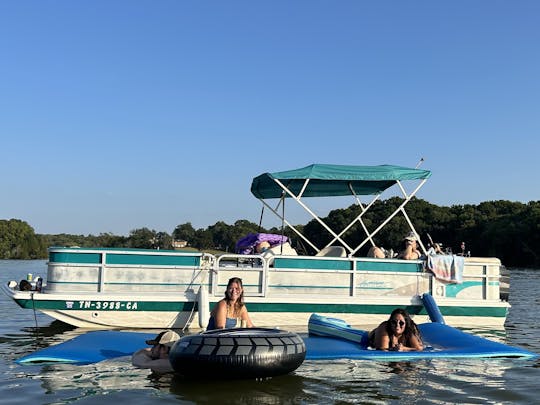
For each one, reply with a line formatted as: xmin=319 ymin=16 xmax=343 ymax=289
xmin=207 ymin=277 xmax=254 ymax=330
xmin=369 ymin=308 xmax=423 ymax=351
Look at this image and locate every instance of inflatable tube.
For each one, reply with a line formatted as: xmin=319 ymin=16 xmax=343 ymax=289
xmin=422 ymin=292 xmax=446 ymax=324
xmin=308 ymin=314 xmax=368 ymax=345
xmin=169 ymin=327 xmax=306 ymax=379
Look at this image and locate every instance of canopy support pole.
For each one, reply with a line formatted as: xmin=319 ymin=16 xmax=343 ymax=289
xmin=258 ymin=198 xmax=319 ymax=252
xmin=323 ymin=183 xmax=382 ymax=254
xmin=273 ymin=178 xmax=355 ymax=254
xmin=350 ymin=178 xmax=428 ymax=256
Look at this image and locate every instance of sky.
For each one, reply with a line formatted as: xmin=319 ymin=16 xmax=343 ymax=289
xmin=1 ymin=1 xmax=539 ymax=236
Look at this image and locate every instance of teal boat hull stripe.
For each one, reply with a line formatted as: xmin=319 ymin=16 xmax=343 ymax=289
xmin=13 ymin=298 xmax=508 ymax=318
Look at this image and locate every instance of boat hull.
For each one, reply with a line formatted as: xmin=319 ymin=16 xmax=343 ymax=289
xmin=3 ymin=247 xmax=510 ymax=329
xmin=3 ymin=285 xmax=508 ymax=329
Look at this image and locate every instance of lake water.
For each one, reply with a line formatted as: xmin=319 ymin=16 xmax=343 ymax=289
xmin=1 ymin=260 xmax=539 ymax=404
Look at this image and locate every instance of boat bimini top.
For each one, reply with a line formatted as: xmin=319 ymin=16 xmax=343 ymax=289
xmin=250 ymin=164 xmax=432 ymax=257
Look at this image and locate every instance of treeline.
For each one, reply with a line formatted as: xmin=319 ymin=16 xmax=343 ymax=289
xmin=1 ymin=198 xmax=539 ymax=267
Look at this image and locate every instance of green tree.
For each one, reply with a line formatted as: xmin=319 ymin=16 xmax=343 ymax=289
xmin=0 ymin=219 xmax=45 ymax=259
xmin=172 ymin=223 xmax=196 ymax=243
xmin=127 ymin=228 xmax=165 ymax=249
xmin=155 ymin=231 xmax=172 ymax=250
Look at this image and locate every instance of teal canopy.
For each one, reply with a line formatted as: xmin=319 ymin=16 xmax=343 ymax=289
xmin=250 ymin=164 xmax=431 ymax=199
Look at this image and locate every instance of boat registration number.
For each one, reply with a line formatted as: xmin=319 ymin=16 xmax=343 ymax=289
xmin=68 ymin=301 xmax=139 ymax=310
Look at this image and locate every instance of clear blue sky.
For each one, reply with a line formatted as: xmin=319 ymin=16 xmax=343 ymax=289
xmin=2 ymin=1 xmax=539 ymax=236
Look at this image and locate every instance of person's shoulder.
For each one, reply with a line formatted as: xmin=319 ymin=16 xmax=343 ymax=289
xmin=376 ymin=321 xmax=389 ymax=332
xmin=216 ymin=299 xmax=227 ymax=308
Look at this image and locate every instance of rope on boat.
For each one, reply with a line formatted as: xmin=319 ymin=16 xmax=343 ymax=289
xmin=279 ymin=194 xmax=285 ymax=255
xmin=257 ymin=205 xmax=265 ymax=232
xmin=30 ymin=291 xmax=39 ymax=330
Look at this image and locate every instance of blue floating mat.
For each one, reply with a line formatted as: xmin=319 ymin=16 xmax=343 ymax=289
xmin=17 ymin=331 xmax=155 ymax=365
xmin=305 ymin=313 xmax=538 ymax=360
xmin=16 ymin=314 xmax=537 ymax=365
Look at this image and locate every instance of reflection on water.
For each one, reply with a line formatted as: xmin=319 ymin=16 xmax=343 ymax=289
xmin=20 ymin=360 xmax=314 ymax=404
xmin=1 ymin=262 xmax=539 ymax=404
xmin=295 ymin=356 xmax=517 ymax=404
xmin=1 ymin=321 xmax=81 ymax=363
xmin=166 ymin=373 xmax=311 ymax=404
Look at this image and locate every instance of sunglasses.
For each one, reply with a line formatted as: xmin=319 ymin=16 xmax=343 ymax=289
xmin=390 ymin=319 xmax=405 ymax=327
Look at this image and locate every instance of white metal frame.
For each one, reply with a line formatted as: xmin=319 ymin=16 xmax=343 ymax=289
xmin=257 ymin=177 xmax=429 ymax=257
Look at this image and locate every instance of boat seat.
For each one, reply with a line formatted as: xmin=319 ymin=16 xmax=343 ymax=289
xmin=315 ymin=246 xmax=347 ymax=257
xmin=266 ymin=242 xmax=297 ymax=256
xmin=262 ymin=242 xmax=298 ymax=266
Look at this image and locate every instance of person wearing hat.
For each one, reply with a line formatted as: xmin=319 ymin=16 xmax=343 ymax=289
xmin=397 ymin=232 xmax=422 ymax=260
xmin=132 ymin=330 xmax=180 ymax=373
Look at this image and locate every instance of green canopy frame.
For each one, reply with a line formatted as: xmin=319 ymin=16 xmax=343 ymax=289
xmin=250 ymin=164 xmax=432 ymax=256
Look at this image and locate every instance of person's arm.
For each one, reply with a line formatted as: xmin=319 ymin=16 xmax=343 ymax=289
xmin=373 ymin=323 xmax=391 ymax=350
xmin=213 ymin=300 xmax=228 ymax=329
xmin=393 ymin=334 xmax=424 ymax=352
xmin=132 ymin=348 xmax=153 ymax=368
xmin=132 ymin=348 xmax=174 ymax=373
xmin=240 ymin=306 xmax=254 ymax=327
xmin=367 ymin=246 xmax=385 ymax=258
xmin=147 ymin=358 xmax=174 ymax=373
xmin=407 ymin=333 xmax=424 ymax=351
xmin=399 ymin=245 xmax=421 ymax=260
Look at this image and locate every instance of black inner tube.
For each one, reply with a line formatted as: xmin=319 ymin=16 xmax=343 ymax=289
xmin=169 ymin=328 xmax=306 ymax=379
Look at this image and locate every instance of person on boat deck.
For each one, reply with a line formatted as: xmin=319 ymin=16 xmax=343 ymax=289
xmin=367 ymin=232 xmax=422 ymax=260
xmin=132 ymin=330 xmax=180 ymax=373
xmin=397 ymin=232 xmax=422 ymax=260
xmin=427 ymin=242 xmax=444 ymax=255
xmin=367 ymin=245 xmax=388 ymax=259
xmin=368 ymin=308 xmax=423 ymax=352
xmin=207 ymin=277 xmax=254 ymax=330
xmin=255 ymin=241 xmax=271 ymax=253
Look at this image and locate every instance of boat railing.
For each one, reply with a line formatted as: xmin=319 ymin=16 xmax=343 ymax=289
xmin=428 ymin=257 xmax=503 ymax=301
xmin=210 ymin=252 xmax=503 ymax=303
xmin=212 ymin=254 xmax=270 ymax=297
xmin=46 ymin=247 xmax=208 ymax=293
xmin=499 ymin=265 xmax=510 ymax=301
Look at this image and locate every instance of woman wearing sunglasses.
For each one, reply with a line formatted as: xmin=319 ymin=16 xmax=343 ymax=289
xmin=368 ymin=308 xmax=424 ymax=351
